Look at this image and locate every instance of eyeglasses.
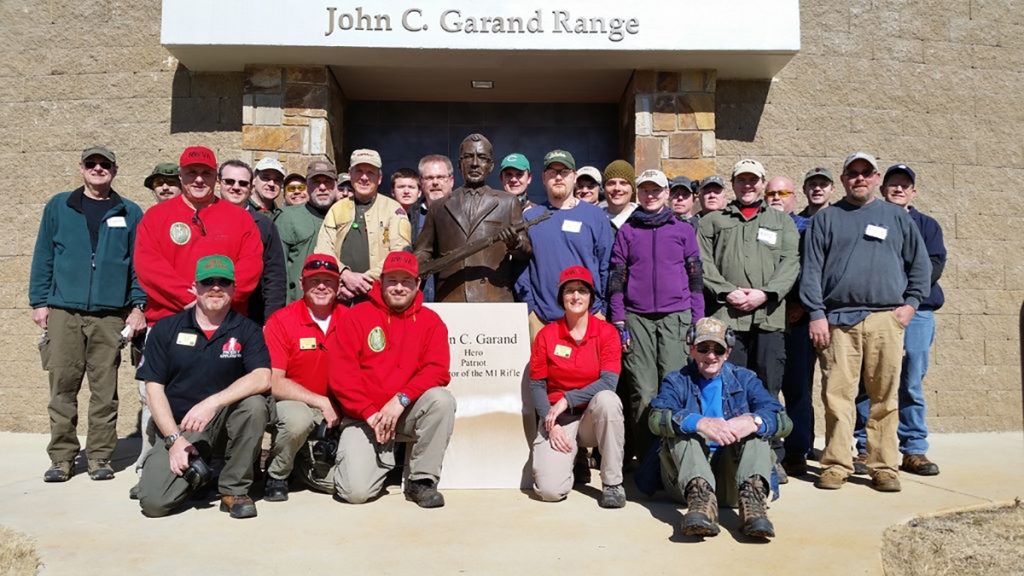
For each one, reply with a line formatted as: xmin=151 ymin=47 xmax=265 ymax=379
xmin=701 ymin=187 xmax=724 ymax=195
xmin=84 ymin=160 xmax=113 ymax=170
xmin=221 ymin=178 xmax=250 ymax=188
xmin=563 ymin=287 xmax=591 ymax=296
xmin=422 ymin=175 xmax=452 ymax=182
xmin=695 ymin=343 xmax=726 ymax=355
xmin=198 ymin=278 xmax=234 ymax=288
xmin=285 ymin=184 xmax=307 ymax=193
xmin=304 ymin=259 xmax=340 ymax=273
xmin=765 ymin=190 xmax=794 ymax=199
xmin=576 ymin=181 xmax=599 ymax=189
xmin=844 ymin=169 xmax=876 ymax=179
xmin=151 ymin=177 xmax=179 ymax=188
xmin=670 ymin=189 xmax=693 ymax=198
xmin=545 ymin=168 xmax=573 ymax=178
xmin=257 ymin=171 xmax=284 ymax=183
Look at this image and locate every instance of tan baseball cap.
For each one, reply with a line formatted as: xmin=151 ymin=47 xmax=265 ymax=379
xmin=350 ymin=149 xmax=382 ymax=169
xmin=732 ymin=159 xmax=766 ymax=179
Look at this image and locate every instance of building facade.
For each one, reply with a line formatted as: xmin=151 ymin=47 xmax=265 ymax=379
xmin=1 ymin=0 xmax=1021 ymax=434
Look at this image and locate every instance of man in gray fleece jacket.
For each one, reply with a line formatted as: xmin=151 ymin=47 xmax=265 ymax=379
xmin=800 ymin=151 xmax=930 ymax=494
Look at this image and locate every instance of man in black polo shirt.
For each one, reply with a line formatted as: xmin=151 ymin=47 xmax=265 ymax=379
xmin=137 ymin=255 xmax=271 ymax=519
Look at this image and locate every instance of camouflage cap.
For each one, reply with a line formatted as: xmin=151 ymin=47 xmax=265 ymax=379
xmin=691 ymin=317 xmax=731 ymax=348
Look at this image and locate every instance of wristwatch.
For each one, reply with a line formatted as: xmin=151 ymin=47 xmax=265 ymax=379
xmin=164 ymin=431 xmax=183 ymax=448
xmin=752 ymin=415 xmax=764 ymax=428
xmin=396 ymin=393 xmax=411 ymax=408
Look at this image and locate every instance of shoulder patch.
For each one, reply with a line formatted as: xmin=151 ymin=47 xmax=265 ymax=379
xmin=395 ymin=207 xmax=407 ymax=216
xmin=169 ymin=222 xmax=191 ymax=245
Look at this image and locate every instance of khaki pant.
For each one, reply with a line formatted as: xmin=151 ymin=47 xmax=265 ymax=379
xmin=531 ymin=390 xmax=625 ymax=501
xmin=333 ymin=387 xmax=456 ymax=504
xmin=267 ymin=400 xmax=324 ymax=480
xmin=819 ymin=311 xmax=905 ymax=477
xmin=138 ymin=395 xmax=269 ymax=518
xmin=659 ymin=434 xmax=772 ymax=508
xmin=45 ymin=307 xmax=124 ymax=464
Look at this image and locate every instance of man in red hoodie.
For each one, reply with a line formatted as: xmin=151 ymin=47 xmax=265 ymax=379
xmin=328 ymin=251 xmax=455 ymax=508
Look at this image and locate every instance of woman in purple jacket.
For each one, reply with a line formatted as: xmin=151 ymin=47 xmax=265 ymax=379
xmin=608 ymin=169 xmax=705 ymax=462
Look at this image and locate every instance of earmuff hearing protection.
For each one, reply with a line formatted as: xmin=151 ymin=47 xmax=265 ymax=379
xmin=685 ymin=322 xmax=736 ymax=348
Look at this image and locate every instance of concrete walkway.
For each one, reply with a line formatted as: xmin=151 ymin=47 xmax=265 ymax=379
xmin=0 ymin=432 xmax=1021 ymax=575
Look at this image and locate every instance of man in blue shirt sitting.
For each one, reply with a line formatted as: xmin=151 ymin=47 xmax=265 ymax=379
xmin=649 ymin=317 xmax=788 ymax=539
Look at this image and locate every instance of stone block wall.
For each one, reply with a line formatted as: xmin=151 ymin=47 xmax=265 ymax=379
xmin=631 ymin=70 xmax=718 ymax=180
xmin=716 ymin=0 xmax=1024 ymax=432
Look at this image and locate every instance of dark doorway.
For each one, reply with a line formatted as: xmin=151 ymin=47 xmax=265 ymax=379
xmin=345 ymin=101 xmax=619 ymax=205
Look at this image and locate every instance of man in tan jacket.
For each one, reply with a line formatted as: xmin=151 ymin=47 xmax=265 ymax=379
xmin=315 ymin=149 xmax=411 ymax=302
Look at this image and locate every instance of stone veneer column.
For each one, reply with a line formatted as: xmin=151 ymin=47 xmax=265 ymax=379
xmin=240 ymin=65 xmax=345 ymax=173
xmin=631 ymin=70 xmax=717 ymax=180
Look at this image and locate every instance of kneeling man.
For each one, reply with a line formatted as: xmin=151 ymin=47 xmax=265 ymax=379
xmin=649 ymin=318 xmax=786 ymax=539
xmin=263 ymin=254 xmax=349 ymax=500
xmin=328 ymin=251 xmax=455 ymax=507
xmin=137 ymin=256 xmax=270 ymax=519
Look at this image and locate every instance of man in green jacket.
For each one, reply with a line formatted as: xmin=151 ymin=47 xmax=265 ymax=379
xmin=275 ymin=160 xmax=339 ymax=302
xmin=29 ymin=146 xmax=147 ymax=483
xmin=698 ymin=159 xmax=800 ymax=478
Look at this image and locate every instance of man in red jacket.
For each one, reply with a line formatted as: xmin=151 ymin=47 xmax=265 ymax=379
xmin=134 ymin=146 xmax=264 ymax=326
xmin=328 ymin=251 xmax=455 ymax=508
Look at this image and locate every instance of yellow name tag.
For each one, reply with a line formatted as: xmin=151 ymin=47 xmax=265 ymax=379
xmin=176 ymin=333 xmax=197 ymax=347
xmin=553 ymin=344 xmax=572 ymax=359
xmin=299 ymin=337 xmax=318 ymax=350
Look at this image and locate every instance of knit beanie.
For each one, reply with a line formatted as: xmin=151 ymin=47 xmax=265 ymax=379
xmin=603 ymin=160 xmax=636 ymax=184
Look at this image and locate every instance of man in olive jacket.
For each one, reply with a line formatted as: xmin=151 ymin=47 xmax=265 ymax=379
xmin=697 ymin=159 xmax=799 ymax=470
xmin=29 ymin=146 xmax=147 ymax=483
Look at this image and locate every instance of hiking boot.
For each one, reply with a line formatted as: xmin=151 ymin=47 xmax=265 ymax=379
xmin=264 ymin=477 xmax=289 ymax=502
xmin=738 ymin=477 xmax=775 ymax=538
xmin=901 ymin=454 xmax=940 ymax=476
xmin=404 ymin=479 xmax=445 ymax=508
xmin=782 ymin=455 xmax=808 ymax=477
xmin=128 ymin=482 xmax=140 ymax=501
xmin=88 ymin=459 xmax=115 ymax=481
xmin=814 ymin=467 xmax=847 ymax=490
xmin=680 ymin=478 xmax=719 ymax=537
xmin=853 ymin=452 xmax=869 ymax=475
xmin=774 ymin=461 xmax=789 ymax=485
xmin=220 ymin=494 xmax=258 ymax=519
xmin=598 ymin=484 xmax=626 ymax=509
xmin=43 ymin=461 xmax=73 ymax=483
xmin=871 ymin=470 xmax=902 ymax=492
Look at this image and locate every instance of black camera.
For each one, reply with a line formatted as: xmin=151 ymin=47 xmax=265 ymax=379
xmin=310 ymin=421 xmax=339 ymax=468
xmin=183 ymin=454 xmax=213 ymax=491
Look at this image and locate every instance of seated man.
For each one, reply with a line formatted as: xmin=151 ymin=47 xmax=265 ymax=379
xmin=648 ymin=318 xmax=787 ymax=539
xmin=328 ymin=251 xmax=456 ymax=508
xmin=137 ymin=256 xmax=271 ymax=519
xmin=263 ymin=254 xmax=349 ymax=500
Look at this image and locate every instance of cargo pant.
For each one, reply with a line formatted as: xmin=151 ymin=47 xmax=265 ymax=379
xmin=659 ymin=434 xmax=773 ymax=508
xmin=268 ymin=400 xmax=335 ymax=492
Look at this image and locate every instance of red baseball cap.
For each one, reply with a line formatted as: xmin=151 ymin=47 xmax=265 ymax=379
xmin=179 ymin=146 xmax=217 ymax=170
xmin=382 ymin=251 xmax=419 ymax=278
xmin=557 ymin=265 xmax=595 ymax=295
xmin=301 ymin=253 xmax=340 ymax=281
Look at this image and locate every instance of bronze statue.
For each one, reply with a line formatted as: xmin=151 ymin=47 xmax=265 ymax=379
xmin=414 ymin=134 xmax=530 ymax=302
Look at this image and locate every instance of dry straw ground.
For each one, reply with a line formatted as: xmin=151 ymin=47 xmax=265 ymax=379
xmin=0 ymin=526 xmax=39 ymax=576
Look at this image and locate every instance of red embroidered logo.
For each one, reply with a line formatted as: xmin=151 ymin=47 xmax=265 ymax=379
xmin=220 ymin=337 xmax=243 ymax=359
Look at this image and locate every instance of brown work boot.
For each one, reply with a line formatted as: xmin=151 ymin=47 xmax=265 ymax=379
xmin=738 ymin=477 xmax=775 ymax=538
xmin=901 ymin=453 xmax=940 ymax=476
xmin=220 ymin=494 xmax=258 ymax=519
xmin=680 ymin=478 xmax=719 ymax=537
xmin=814 ymin=467 xmax=847 ymax=490
xmin=870 ymin=469 xmax=902 ymax=492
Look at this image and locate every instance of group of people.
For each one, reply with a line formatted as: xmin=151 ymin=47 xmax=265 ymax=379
xmin=29 ymin=135 xmax=944 ymax=540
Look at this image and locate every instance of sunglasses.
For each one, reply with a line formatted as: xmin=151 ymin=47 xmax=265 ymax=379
xmin=285 ymin=184 xmax=307 ymax=193
xmin=198 ymin=278 xmax=234 ymax=288
xmin=545 ymin=168 xmax=573 ymax=178
xmin=304 ymin=259 xmax=340 ymax=273
xmin=221 ymin=178 xmax=250 ymax=188
xmin=844 ymin=169 xmax=876 ymax=179
xmin=84 ymin=160 xmax=113 ymax=170
xmin=670 ymin=189 xmax=693 ymax=198
xmin=765 ymin=190 xmax=794 ymax=199
xmin=695 ymin=343 xmax=726 ymax=355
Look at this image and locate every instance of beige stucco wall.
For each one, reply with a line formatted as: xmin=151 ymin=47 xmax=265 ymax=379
xmin=1 ymin=0 xmax=1020 ymax=434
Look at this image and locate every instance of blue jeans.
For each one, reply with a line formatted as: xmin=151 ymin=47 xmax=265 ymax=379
xmin=855 ymin=310 xmax=934 ymax=455
xmin=782 ymin=320 xmax=815 ymax=460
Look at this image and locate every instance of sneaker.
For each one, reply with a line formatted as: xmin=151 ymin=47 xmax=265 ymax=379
xmin=404 ymin=479 xmax=445 ymax=508
xmin=598 ymin=484 xmax=626 ymax=509
xmin=738 ymin=477 xmax=775 ymax=538
xmin=782 ymin=455 xmax=808 ymax=477
xmin=128 ymin=482 xmax=140 ymax=500
xmin=814 ymin=467 xmax=847 ymax=490
xmin=43 ymin=461 xmax=73 ymax=483
xmin=871 ymin=470 xmax=902 ymax=492
xmin=88 ymin=459 xmax=115 ymax=481
xmin=901 ymin=454 xmax=940 ymax=476
xmin=774 ymin=461 xmax=789 ymax=485
xmin=220 ymin=494 xmax=258 ymax=518
xmin=853 ymin=452 xmax=869 ymax=475
xmin=264 ymin=477 xmax=289 ymax=502
xmin=680 ymin=478 xmax=719 ymax=537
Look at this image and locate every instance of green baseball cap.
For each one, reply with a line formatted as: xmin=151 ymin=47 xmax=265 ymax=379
xmin=82 ymin=146 xmax=116 ymax=164
xmin=501 ymin=153 xmax=530 ymax=172
xmin=543 ymin=149 xmax=576 ymax=170
xmin=195 ymin=255 xmax=235 ymax=283
xmin=144 ymin=162 xmax=180 ymax=190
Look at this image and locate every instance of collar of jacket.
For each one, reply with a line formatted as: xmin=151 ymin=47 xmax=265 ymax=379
xmin=723 ymin=199 xmax=767 ymax=219
xmin=66 ymin=186 xmax=125 ymax=214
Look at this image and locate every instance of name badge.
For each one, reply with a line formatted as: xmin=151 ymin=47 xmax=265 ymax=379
xmin=553 ymin=344 xmax=572 ymax=359
xmin=756 ymin=228 xmax=778 ymax=246
xmin=561 ymin=220 xmax=582 ymax=233
xmin=176 ymin=333 xmax=197 ymax=347
xmin=865 ymin=224 xmax=888 ymax=240
xmin=106 ymin=216 xmax=127 ymax=228
xmin=299 ymin=337 xmax=318 ymax=350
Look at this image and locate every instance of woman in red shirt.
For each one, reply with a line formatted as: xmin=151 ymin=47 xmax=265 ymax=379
xmin=529 ymin=266 xmax=625 ymax=508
